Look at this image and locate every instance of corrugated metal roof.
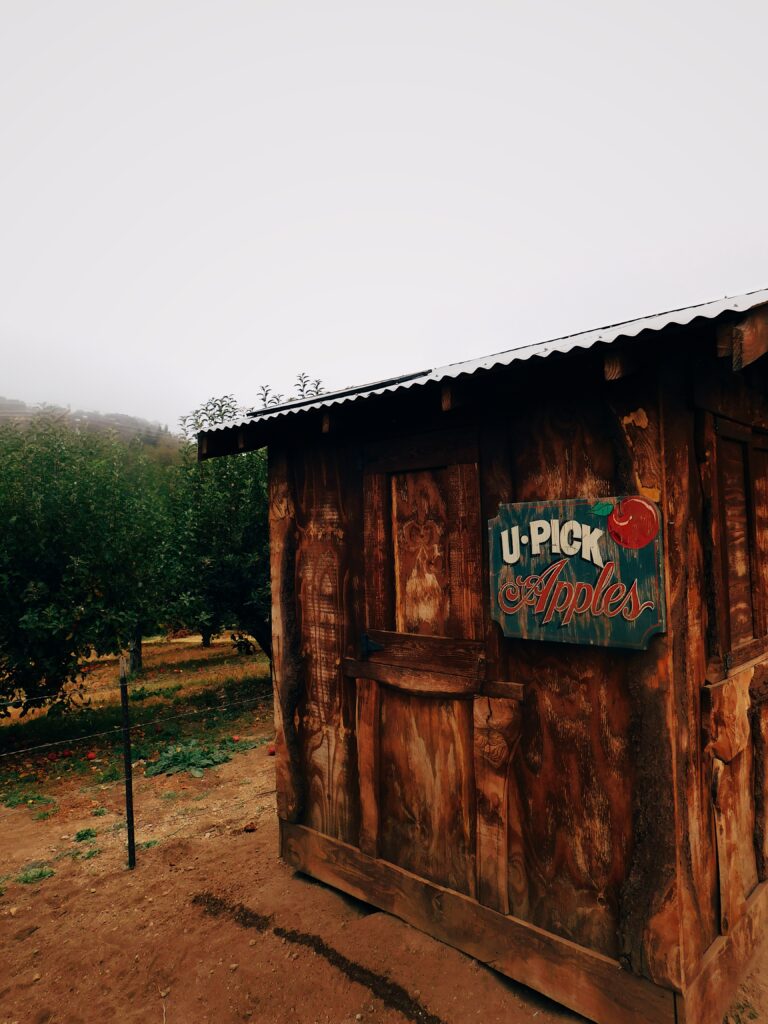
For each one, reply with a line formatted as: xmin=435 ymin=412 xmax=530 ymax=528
xmin=204 ymin=287 xmax=768 ymax=434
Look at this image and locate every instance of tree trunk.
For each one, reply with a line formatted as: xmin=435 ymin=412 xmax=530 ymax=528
xmin=201 ymin=628 xmax=213 ymax=648
xmin=128 ymin=626 xmax=143 ymax=675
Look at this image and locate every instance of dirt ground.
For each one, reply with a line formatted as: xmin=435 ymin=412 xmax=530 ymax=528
xmin=1 ymin=651 xmax=767 ymax=1024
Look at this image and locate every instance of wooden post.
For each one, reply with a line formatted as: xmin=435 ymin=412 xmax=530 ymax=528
xmin=119 ymin=655 xmax=136 ymax=869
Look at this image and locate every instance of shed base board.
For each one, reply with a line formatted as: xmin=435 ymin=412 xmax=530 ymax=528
xmin=677 ymin=878 xmax=768 ymax=1024
xmin=280 ymin=821 xmax=677 ymax=1024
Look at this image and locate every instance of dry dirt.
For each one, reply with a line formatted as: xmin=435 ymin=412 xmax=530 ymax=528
xmin=2 ymin=716 xmax=767 ymax=1024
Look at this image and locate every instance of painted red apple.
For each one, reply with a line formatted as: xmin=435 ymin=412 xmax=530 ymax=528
xmin=606 ymin=497 xmax=659 ymax=550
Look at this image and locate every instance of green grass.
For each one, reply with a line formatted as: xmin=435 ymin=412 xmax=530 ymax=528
xmin=16 ymin=865 xmax=54 ymax=884
xmin=74 ymin=827 xmax=97 ymax=842
xmin=98 ymin=764 xmax=121 ymax=783
xmin=129 ymin=684 xmax=182 ymax=702
xmin=81 ymin=847 xmax=101 ymax=860
xmin=138 ymin=839 xmax=158 ymax=850
xmin=1 ymin=784 xmax=52 ymax=809
xmin=0 ymin=671 xmax=270 ymax=758
xmin=91 ymin=806 xmax=107 ymax=816
xmin=34 ymin=805 xmax=58 ymax=820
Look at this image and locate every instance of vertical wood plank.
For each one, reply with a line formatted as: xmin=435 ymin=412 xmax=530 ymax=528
xmin=473 ymin=695 xmax=521 ymax=914
xmin=293 ymin=441 xmax=363 ymax=843
xmin=478 ymin=420 xmax=514 ymax=686
xmin=446 ymin=462 xmax=484 ymax=641
xmin=363 ymin=471 xmax=393 ymax=630
xmin=356 ymin=678 xmax=380 ymax=857
xmin=268 ymin=446 xmax=304 ymax=822
xmin=713 ymin=751 xmax=759 ymax=934
xmin=696 ymin=411 xmax=730 ymax=671
xmin=719 ymin=436 xmax=756 ymax=648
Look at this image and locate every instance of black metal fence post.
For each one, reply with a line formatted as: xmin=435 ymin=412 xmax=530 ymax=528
xmin=119 ymin=655 xmax=136 ymax=869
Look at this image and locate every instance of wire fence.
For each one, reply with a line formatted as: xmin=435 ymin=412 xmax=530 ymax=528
xmin=0 ymin=687 xmax=274 ymax=761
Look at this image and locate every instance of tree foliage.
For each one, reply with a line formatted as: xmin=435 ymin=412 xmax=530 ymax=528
xmin=0 ymin=420 xmax=171 ymax=714
xmin=169 ymin=396 xmax=271 ymax=653
xmin=0 ymin=377 xmax=325 ymax=711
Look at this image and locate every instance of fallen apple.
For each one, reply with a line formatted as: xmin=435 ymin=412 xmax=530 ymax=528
xmin=267 ymin=744 xmax=276 ymax=756
xmin=606 ymin=496 xmax=659 ymax=550
xmin=86 ymin=751 xmax=97 ymax=761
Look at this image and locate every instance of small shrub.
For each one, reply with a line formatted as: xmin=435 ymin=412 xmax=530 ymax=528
xmin=138 ymin=839 xmax=158 ymax=850
xmin=74 ymin=828 xmax=97 ymax=843
xmin=145 ymin=737 xmax=257 ymax=778
xmin=91 ymin=807 xmax=107 ymax=817
xmin=98 ymin=764 xmax=121 ymax=783
xmin=17 ymin=865 xmax=54 ymax=884
xmin=81 ymin=847 xmax=101 ymax=860
xmin=34 ymin=806 xmax=58 ymax=821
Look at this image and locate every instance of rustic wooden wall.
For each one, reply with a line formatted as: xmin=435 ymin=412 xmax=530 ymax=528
xmin=268 ymin=326 xmax=768 ymax=1016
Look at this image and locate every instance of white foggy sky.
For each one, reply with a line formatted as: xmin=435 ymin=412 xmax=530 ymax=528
xmin=1 ymin=1 xmax=767 ymax=428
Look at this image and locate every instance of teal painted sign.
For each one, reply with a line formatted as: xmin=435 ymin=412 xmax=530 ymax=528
xmin=488 ymin=496 xmax=666 ymax=650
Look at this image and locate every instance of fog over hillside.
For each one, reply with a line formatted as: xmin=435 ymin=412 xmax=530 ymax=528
xmin=0 ymin=395 xmax=180 ymax=454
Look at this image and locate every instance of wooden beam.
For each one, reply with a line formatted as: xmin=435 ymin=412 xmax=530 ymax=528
xmin=481 ymin=680 xmax=526 ymax=701
xmin=717 ymin=305 xmax=768 ymax=371
xmin=360 ymin=630 xmax=485 ymax=677
xmin=280 ymin=822 xmax=677 ymax=1024
xmin=343 ymin=658 xmax=479 ymax=697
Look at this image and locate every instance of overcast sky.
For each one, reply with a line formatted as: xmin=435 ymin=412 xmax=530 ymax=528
xmin=1 ymin=2 xmax=767 ymax=428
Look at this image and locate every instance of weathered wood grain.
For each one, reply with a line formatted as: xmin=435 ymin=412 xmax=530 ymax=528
xmin=300 ymin=712 xmax=358 ymax=840
xmin=379 ymin=690 xmax=476 ymax=896
xmin=268 ymin=446 xmax=304 ymax=822
xmin=677 ymin=879 xmax=768 ymax=1024
xmin=500 ymin=392 xmax=640 ymax=962
xmin=281 ymin=822 xmax=678 ymax=1024
xmin=659 ymin=370 xmax=720 ymax=984
xmin=355 ymin=679 xmax=380 ymax=857
xmin=478 ymin=419 xmax=514 ymax=688
xmin=718 ymin=435 xmax=756 ymax=648
xmin=703 ymin=670 xmax=753 ymax=763
xmin=391 ymin=468 xmax=450 ymax=636
xmin=343 ymin=658 xmax=480 ymax=697
xmin=712 ymin=749 xmax=759 ymax=933
xmin=363 ymin=471 xmax=393 ymax=631
xmin=473 ymin=696 xmax=521 ymax=913
xmin=445 ymin=462 xmax=483 ymax=640
xmin=717 ymin=304 xmax=768 ymax=371
xmin=293 ymin=442 xmax=363 ymax=843
xmin=360 ymin=630 xmax=484 ymax=676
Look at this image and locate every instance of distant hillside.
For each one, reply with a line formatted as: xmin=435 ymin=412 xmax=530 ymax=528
xmin=0 ymin=396 xmax=181 ymax=462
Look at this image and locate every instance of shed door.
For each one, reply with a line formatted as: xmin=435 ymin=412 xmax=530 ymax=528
xmin=345 ymin=431 xmax=484 ymax=896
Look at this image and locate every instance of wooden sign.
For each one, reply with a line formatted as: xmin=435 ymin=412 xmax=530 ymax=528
xmin=488 ymin=496 xmax=666 ymax=650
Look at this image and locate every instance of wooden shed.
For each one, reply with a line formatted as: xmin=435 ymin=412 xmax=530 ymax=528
xmin=200 ymin=287 xmax=768 ymax=1024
